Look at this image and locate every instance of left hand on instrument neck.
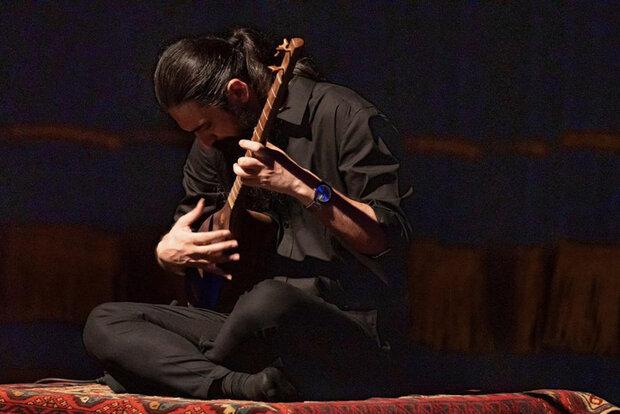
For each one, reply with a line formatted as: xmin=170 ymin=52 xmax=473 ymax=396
xmin=233 ymin=139 xmax=316 ymax=202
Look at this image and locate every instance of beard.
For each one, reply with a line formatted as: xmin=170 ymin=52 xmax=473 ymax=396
xmin=212 ymin=102 xmax=257 ymax=161
xmin=213 ymin=101 xmax=289 ymax=213
xmin=228 ymin=101 xmax=260 ymax=138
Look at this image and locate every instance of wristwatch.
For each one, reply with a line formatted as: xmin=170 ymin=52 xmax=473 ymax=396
xmin=304 ymin=182 xmax=333 ymax=209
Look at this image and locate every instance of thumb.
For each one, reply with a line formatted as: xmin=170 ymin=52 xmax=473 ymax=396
xmin=175 ymin=198 xmax=205 ymax=227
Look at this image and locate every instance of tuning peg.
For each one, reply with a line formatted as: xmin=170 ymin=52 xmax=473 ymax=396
xmin=268 ymin=65 xmax=283 ymax=73
xmin=274 ymin=38 xmax=290 ymax=56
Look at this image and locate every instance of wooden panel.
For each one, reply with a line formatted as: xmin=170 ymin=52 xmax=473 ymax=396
xmin=544 ymin=241 xmax=619 ymax=354
xmin=0 ymin=224 xmax=120 ymax=323
xmin=408 ymin=240 xmax=494 ymax=352
xmin=484 ymin=245 xmax=553 ymax=353
xmin=0 ymin=223 xmax=188 ymax=324
xmin=1 ymin=222 xmax=617 ymax=355
xmin=408 ymin=239 xmax=619 ymax=355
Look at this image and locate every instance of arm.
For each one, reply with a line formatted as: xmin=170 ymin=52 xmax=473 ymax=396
xmin=234 ymin=140 xmax=390 ymax=256
xmin=287 ymin=167 xmax=389 ymax=256
xmin=234 ymin=108 xmax=411 ymax=257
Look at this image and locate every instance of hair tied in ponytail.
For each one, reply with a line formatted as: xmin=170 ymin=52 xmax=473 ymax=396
xmin=228 ymin=35 xmax=243 ymax=52
xmin=155 ymin=28 xmax=318 ymax=111
xmin=228 ymin=28 xmax=250 ymax=53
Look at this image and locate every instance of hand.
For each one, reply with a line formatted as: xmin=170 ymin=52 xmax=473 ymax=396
xmin=233 ymin=140 xmax=303 ymax=196
xmin=156 ymin=199 xmax=239 ymax=279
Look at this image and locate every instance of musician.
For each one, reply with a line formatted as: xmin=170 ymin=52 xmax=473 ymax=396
xmin=83 ymin=28 xmax=411 ymax=401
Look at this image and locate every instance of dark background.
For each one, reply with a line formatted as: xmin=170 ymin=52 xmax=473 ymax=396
xmin=1 ymin=1 xmax=618 ymax=403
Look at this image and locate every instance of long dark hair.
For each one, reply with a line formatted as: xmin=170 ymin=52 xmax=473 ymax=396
xmin=154 ymin=28 xmax=320 ymax=111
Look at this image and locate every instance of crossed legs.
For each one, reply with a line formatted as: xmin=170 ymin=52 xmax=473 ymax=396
xmin=83 ymin=279 xmax=391 ymax=400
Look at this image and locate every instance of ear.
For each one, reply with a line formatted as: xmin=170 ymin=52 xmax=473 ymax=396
xmin=226 ymin=78 xmax=250 ymax=106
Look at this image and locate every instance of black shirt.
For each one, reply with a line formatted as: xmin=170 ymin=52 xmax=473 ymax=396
xmin=174 ymin=75 xmax=412 ymax=345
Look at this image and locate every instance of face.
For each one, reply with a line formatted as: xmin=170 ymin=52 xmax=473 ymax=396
xmin=168 ymin=101 xmax=244 ymax=148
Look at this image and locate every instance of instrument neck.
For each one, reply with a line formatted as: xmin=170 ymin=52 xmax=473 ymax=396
xmin=225 ymin=72 xmax=283 ymax=210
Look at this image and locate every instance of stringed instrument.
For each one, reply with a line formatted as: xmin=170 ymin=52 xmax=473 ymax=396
xmin=185 ymin=37 xmax=305 ymax=311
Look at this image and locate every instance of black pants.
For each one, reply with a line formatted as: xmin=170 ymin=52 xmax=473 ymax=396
xmin=83 ymin=279 xmax=394 ymax=400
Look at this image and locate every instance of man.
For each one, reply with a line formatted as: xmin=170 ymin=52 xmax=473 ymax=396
xmin=83 ymin=28 xmax=411 ymax=402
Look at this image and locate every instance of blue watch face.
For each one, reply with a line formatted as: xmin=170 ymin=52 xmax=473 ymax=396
xmin=315 ymin=183 xmax=332 ymax=203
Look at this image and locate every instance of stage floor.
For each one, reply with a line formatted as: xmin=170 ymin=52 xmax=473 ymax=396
xmin=0 ymin=382 xmax=617 ymax=414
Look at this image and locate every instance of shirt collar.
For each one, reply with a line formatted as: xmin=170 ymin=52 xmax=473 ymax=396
xmin=276 ymin=75 xmax=315 ymax=126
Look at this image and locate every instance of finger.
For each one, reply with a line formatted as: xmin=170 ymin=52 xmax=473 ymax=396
xmin=190 ymin=262 xmax=233 ymax=280
xmin=193 ymin=239 xmax=239 ymax=255
xmin=191 ymin=229 xmax=233 ymax=244
xmin=232 ymin=163 xmax=263 ymax=187
xmin=189 ymin=251 xmax=240 ymax=264
xmin=195 ymin=264 xmax=233 ymax=280
xmin=240 ymin=140 xmax=275 ymax=166
xmin=239 ymin=139 xmax=264 ymax=154
xmin=176 ymin=198 xmax=205 ymax=227
xmin=237 ymin=156 xmax=266 ymax=173
xmin=233 ymin=162 xmax=255 ymax=179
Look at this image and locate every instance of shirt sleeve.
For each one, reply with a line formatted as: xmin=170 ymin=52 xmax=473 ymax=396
xmin=173 ymin=140 xmax=228 ymax=230
xmin=336 ymin=107 xmax=413 ymax=250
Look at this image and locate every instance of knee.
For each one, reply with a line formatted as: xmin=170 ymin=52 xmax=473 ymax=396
xmin=82 ymin=302 xmax=130 ymax=361
xmin=234 ymin=279 xmax=303 ymax=324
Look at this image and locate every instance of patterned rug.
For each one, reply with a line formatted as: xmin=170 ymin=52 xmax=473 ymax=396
xmin=0 ymin=383 xmax=617 ymax=414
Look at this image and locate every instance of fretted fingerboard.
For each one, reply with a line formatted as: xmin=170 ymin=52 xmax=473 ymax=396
xmin=223 ymin=35 xmax=304 ymax=212
xmin=225 ymin=72 xmax=282 ymax=210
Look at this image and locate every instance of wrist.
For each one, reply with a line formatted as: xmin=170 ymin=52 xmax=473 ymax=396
xmin=156 ymin=237 xmax=185 ymax=275
xmin=157 ymin=255 xmax=185 ymax=275
xmin=288 ymin=176 xmax=316 ymax=206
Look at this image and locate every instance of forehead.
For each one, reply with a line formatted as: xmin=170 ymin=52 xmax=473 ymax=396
xmin=168 ymin=101 xmax=217 ymax=131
